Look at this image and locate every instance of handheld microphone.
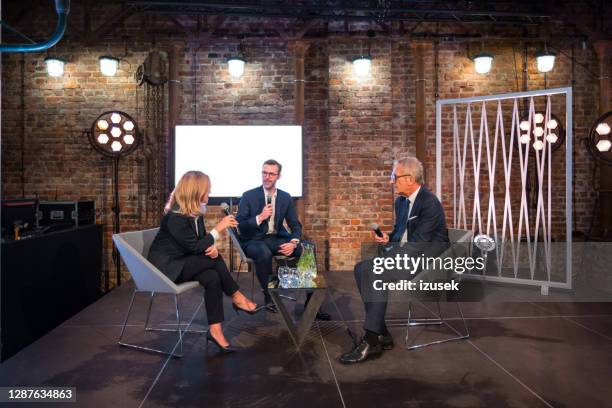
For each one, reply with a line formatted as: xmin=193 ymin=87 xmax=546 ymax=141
xmin=370 ymin=223 xmax=384 ymax=238
xmin=266 ymin=195 xmax=272 ymax=206
xmin=220 ymin=202 xmax=231 ymax=216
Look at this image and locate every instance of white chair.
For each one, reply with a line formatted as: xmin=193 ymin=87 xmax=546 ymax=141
xmin=390 ymin=228 xmax=474 ymax=350
xmin=113 ymin=228 xmax=207 ymax=358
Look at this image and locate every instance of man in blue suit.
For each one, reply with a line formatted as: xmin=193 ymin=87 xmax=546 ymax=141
xmin=340 ymin=156 xmax=449 ymax=364
xmin=236 ymin=159 xmax=303 ymax=308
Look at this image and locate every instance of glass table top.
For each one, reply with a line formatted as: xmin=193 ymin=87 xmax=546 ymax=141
xmin=268 ymin=274 xmax=327 ymax=290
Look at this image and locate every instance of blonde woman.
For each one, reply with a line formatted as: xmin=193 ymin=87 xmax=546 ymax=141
xmin=148 ymin=171 xmax=260 ymax=353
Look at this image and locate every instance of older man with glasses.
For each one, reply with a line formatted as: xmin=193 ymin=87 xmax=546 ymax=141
xmin=339 ymin=156 xmax=449 ymax=364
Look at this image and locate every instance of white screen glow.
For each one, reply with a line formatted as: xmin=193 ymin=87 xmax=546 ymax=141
xmin=175 ymin=125 xmax=303 ymax=198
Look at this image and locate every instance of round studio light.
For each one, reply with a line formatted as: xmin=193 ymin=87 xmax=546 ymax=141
xmin=596 ymin=122 xmax=611 ymax=135
xmin=352 ymin=56 xmax=372 ymax=78
xmin=110 ymin=127 xmax=122 ymax=138
xmin=97 ymin=134 xmax=109 ymax=144
xmin=97 ymin=119 xmax=109 ymax=130
xmin=89 ymin=110 xmax=140 ymax=158
xmin=546 ymin=119 xmax=558 ymax=129
xmin=473 ymin=53 xmax=493 ymax=74
xmin=536 ymin=51 xmax=556 ymax=73
xmin=546 ymin=133 xmax=558 ymax=144
xmin=45 ymin=57 xmax=65 ymax=77
xmin=596 ymin=139 xmax=611 ymax=152
xmin=227 ymin=57 xmax=245 ymax=78
xmin=99 ymin=56 xmax=119 ymax=77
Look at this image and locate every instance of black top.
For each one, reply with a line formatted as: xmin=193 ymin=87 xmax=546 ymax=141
xmin=147 ymin=211 xmax=215 ymax=281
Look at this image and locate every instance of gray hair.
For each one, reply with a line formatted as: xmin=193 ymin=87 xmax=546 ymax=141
xmin=395 ymin=157 xmax=424 ymax=184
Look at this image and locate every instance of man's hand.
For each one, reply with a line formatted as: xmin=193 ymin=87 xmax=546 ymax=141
xmin=205 ymin=245 xmax=219 ymax=259
xmin=278 ymin=241 xmax=297 ymax=256
xmin=374 ymin=231 xmax=390 ymax=244
xmin=258 ymin=204 xmax=273 ymax=222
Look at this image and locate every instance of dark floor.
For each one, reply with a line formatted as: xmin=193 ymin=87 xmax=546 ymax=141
xmin=1 ymin=271 xmax=611 ymax=408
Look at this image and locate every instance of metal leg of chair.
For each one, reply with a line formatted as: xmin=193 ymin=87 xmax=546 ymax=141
xmin=250 ymin=262 xmax=255 ymax=300
xmin=118 ymin=290 xmax=138 ymax=344
xmin=144 ymin=291 xmax=155 ymax=330
xmin=404 ymin=301 xmax=469 ymax=350
xmin=175 ymin=295 xmax=183 ymax=356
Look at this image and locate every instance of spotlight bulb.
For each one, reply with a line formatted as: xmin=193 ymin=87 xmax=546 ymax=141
xmin=520 ymin=121 xmax=530 ymax=131
xmin=534 ymin=113 xmax=544 ymax=124
xmin=546 ymin=119 xmax=558 ymax=129
xmin=546 ymin=133 xmax=558 ymax=144
xmin=596 ymin=139 xmax=611 ymax=152
xmin=596 ymin=122 xmax=611 ymax=135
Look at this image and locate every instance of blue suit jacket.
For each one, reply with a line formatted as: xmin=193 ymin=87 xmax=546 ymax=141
xmin=389 ymin=186 xmax=449 ymax=243
xmin=236 ymin=186 xmax=302 ymax=241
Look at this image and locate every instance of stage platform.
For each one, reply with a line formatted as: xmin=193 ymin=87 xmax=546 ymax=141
xmin=0 ymin=271 xmax=611 ymax=407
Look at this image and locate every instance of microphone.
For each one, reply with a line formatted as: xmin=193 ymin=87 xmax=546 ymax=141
xmin=266 ymin=195 xmax=272 ymax=206
xmin=220 ymin=202 xmax=231 ymax=216
xmin=220 ymin=202 xmax=238 ymax=235
xmin=370 ymin=223 xmax=384 ymax=238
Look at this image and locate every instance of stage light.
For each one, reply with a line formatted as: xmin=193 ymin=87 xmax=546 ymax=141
xmin=123 ymin=134 xmax=134 ymax=144
xmin=596 ymin=139 xmax=611 ymax=152
xmin=110 ymin=113 xmax=122 ymax=124
xmin=546 ymin=119 xmax=558 ymax=129
xmin=97 ymin=119 xmax=109 ymax=131
xmin=353 ymin=56 xmax=372 ymax=77
xmin=536 ymin=51 xmax=556 ymax=73
xmin=533 ymin=140 xmax=544 ymax=150
xmin=111 ymin=141 xmax=122 ymax=152
xmin=546 ymin=133 xmax=558 ymax=144
xmin=97 ymin=134 xmax=109 ymax=144
xmin=520 ymin=120 xmax=530 ymax=131
xmin=45 ymin=57 xmax=65 ymax=77
xmin=99 ymin=56 xmax=119 ymax=77
xmin=227 ymin=57 xmax=245 ymax=78
xmin=123 ymin=121 xmax=134 ymax=131
xmin=520 ymin=134 xmax=531 ymax=144
xmin=533 ymin=127 xmax=545 ymax=137
xmin=473 ymin=53 xmax=493 ymax=74
xmin=596 ymin=122 xmax=611 ymax=135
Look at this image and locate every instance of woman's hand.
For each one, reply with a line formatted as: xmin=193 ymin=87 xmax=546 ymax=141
xmin=214 ymin=215 xmax=238 ymax=233
xmin=205 ymin=245 xmax=219 ymax=259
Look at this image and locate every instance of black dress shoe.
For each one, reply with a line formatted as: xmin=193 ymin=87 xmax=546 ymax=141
xmin=339 ymin=339 xmax=382 ymax=364
xmin=315 ymin=311 xmax=331 ymax=321
xmin=378 ymin=333 xmax=394 ymax=350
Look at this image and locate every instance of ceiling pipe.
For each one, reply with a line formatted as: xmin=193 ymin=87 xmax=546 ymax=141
xmin=0 ymin=0 xmax=70 ymax=53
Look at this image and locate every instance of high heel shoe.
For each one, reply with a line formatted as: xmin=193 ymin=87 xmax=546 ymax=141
xmin=232 ymin=302 xmax=264 ymax=315
xmin=206 ymin=332 xmax=236 ymax=354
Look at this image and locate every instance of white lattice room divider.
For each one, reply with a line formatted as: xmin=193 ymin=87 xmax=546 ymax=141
xmin=436 ymin=87 xmax=573 ymax=290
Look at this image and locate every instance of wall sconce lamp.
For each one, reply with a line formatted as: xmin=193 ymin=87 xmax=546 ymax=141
xmin=536 ymin=43 xmax=556 ymax=73
xmin=45 ymin=57 xmax=65 ymax=77
xmin=99 ymin=55 xmax=120 ymax=77
xmin=473 ymin=52 xmax=494 ymax=74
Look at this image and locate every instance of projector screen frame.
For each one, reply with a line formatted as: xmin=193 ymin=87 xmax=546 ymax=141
xmin=171 ymin=124 xmax=304 ymax=206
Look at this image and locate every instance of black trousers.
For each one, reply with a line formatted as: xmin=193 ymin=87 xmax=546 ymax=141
xmin=242 ymin=235 xmax=302 ymax=293
xmin=177 ymin=253 xmax=239 ymax=325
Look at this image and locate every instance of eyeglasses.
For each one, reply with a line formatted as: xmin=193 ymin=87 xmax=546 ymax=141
xmin=261 ymin=171 xmax=279 ymax=177
xmin=390 ymin=173 xmax=411 ymax=182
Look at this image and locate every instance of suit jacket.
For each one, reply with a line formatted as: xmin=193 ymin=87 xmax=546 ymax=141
xmin=147 ymin=211 xmax=215 ymax=282
xmin=236 ymin=186 xmax=302 ymax=241
xmin=389 ymin=186 xmax=449 ymax=243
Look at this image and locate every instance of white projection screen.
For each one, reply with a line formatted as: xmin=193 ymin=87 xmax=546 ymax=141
xmin=174 ymin=125 xmax=303 ymax=199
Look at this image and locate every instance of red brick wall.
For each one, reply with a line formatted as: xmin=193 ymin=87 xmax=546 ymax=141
xmin=2 ymin=5 xmax=611 ymax=283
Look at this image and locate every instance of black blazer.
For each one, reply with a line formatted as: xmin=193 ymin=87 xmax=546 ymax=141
xmin=389 ymin=186 xmax=449 ymax=243
xmin=236 ymin=186 xmax=302 ymax=241
xmin=147 ymin=211 xmax=215 ymax=282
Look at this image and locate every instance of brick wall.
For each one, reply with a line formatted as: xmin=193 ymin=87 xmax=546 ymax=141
xmin=2 ymin=4 xmax=611 ymax=284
